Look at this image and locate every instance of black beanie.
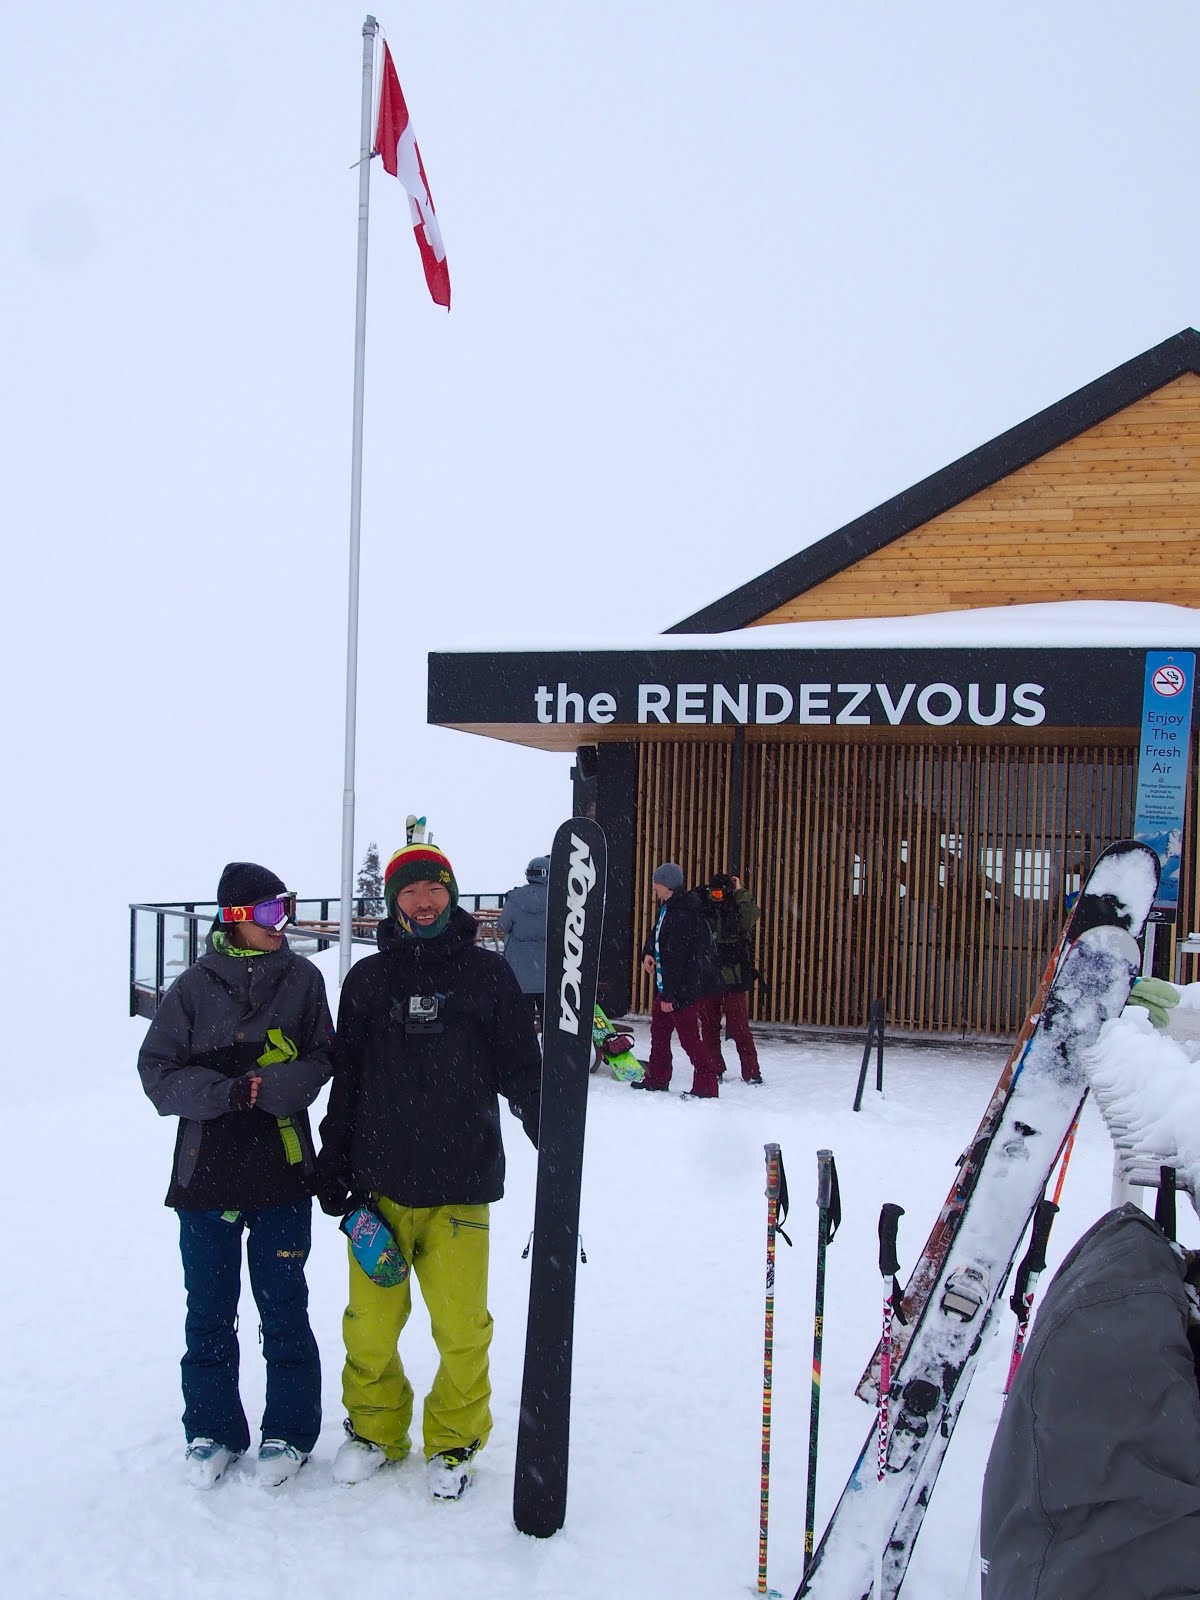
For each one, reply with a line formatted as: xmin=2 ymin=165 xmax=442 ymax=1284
xmin=217 ymin=861 xmax=287 ymax=908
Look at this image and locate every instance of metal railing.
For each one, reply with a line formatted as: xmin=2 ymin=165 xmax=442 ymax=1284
xmin=129 ymin=895 xmax=506 ymax=1018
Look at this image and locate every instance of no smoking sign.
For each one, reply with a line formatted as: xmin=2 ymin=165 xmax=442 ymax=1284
xmin=1152 ymin=663 xmax=1188 ymax=697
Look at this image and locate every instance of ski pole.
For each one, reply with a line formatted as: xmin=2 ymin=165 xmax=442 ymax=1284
xmin=875 ymin=1203 xmax=904 ymax=1600
xmin=1004 ymin=1111 xmax=1079 ymax=1391
xmin=1005 ymin=1197 xmax=1058 ymax=1393
xmin=758 ymin=1143 xmax=792 ymax=1598
xmin=804 ymin=1149 xmax=841 ymax=1571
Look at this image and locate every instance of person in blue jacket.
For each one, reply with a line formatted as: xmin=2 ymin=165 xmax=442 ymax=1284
xmin=498 ymin=854 xmax=550 ymax=1029
xmin=138 ymin=861 xmax=334 ymax=1490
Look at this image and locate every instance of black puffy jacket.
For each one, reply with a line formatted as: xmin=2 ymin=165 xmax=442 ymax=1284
xmin=318 ymin=907 xmax=541 ymax=1208
xmin=137 ymin=936 xmax=335 ymax=1210
xmin=641 ymin=888 xmax=721 ymax=1009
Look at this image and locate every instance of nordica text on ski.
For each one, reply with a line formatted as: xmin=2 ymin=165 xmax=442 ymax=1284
xmin=558 ymin=835 xmax=597 ymax=1036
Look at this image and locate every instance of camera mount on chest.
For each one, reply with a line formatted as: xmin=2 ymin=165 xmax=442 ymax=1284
xmin=391 ymin=992 xmax=445 ymax=1036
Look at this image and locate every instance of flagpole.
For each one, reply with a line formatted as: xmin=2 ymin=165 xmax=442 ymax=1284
xmin=339 ymin=13 xmax=379 ymax=983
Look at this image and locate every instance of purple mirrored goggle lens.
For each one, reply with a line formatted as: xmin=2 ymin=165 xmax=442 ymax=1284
xmin=251 ymin=896 xmax=293 ymax=929
xmin=219 ymin=893 xmax=296 ymax=930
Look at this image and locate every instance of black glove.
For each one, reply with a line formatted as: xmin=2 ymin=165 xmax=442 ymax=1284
xmin=314 ymin=1148 xmax=362 ymax=1217
xmin=318 ymin=1184 xmax=358 ymax=1218
xmin=227 ymin=1073 xmax=260 ymax=1111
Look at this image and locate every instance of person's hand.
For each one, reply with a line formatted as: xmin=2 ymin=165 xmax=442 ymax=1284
xmin=731 ymin=875 xmax=742 ymax=891
xmin=318 ymin=1181 xmax=362 ymax=1218
xmin=642 ymin=954 xmax=655 ymax=975
xmin=660 ymin=999 xmax=674 ymax=1014
xmin=227 ymin=1073 xmax=262 ymax=1111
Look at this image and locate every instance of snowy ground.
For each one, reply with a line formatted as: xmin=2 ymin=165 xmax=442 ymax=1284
xmin=4 ymin=973 xmax=1198 ymax=1600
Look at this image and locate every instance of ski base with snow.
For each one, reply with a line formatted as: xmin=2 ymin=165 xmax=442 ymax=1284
xmin=855 ymin=836 xmax=1160 ymax=1402
xmin=796 ymin=840 xmax=1157 ymax=1599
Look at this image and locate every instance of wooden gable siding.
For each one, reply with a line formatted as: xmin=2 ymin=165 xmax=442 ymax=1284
xmin=754 ymin=374 xmax=1200 ymax=624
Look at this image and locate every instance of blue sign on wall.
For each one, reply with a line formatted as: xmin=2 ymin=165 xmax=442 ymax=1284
xmin=1133 ymin=651 xmax=1196 ymax=921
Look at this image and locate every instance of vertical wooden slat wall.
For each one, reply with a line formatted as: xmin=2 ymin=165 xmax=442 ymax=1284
xmin=632 ymin=740 xmax=734 ymax=1013
xmin=631 ymin=735 xmax=1140 ymax=1036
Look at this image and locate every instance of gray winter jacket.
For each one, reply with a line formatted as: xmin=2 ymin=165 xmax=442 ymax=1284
xmin=980 ymin=1205 xmax=1200 ymax=1600
xmin=138 ymin=934 xmax=335 ymax=1208
xmin=498 ymin=880 xmax=548 ymax=995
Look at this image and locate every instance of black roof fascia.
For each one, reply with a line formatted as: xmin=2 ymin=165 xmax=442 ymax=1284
xmin=668 ymin=327 xmax=1200 ymax=635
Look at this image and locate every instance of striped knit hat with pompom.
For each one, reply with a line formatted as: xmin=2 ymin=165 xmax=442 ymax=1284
xmin=384 ymin=842 xmax=459 ymax=923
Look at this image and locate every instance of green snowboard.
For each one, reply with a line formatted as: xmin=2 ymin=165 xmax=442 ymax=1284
xmin=591 ymin=1005 xmax=645 ymax=1082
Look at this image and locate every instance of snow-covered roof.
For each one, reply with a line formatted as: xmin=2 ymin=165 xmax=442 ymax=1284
xmin=435 ymin=599 xmax=1200 ymax=656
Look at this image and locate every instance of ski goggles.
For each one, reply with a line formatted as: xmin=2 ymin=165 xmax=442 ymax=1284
xmin=218 ymin=893 xmax=297 ymax=931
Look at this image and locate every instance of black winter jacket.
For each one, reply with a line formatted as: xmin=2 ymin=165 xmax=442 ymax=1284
xmin=641 ymin=889 xmax=720 ymax=1009
xmin=318 ymin=907 xmax=541 ymax=1208
xmin=981 ymin=1205 xmax=1200 ymax=1599
xmin=138 ymin=936 xmax=335 ymax=1209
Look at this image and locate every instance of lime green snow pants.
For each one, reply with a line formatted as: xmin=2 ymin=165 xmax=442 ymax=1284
xmin=341 ymin=1198 xmax=493 ymax=1461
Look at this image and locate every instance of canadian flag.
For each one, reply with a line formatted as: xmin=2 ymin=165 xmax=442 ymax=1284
xmin=374 ymin=43 xmax=450 ymax=309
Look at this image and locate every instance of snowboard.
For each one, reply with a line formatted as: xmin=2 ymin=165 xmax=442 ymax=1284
xmin=591 ymin=1004 xmax=645 ymax=1082
xmin=855 ymin=837 xmax=1160 ymax=1401
xmin=795 ymin=841 xmax=1156 ymax=1599
xmin=513 ymin=817 xmax=608 ymax=1539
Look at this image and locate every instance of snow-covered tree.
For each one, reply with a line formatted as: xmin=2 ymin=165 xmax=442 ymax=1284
xmin=355 ymin=841 xmax=384 ymax=914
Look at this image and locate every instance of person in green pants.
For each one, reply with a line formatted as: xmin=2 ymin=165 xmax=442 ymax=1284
xmin=316 ymin=840 xmax=541 ymax=1499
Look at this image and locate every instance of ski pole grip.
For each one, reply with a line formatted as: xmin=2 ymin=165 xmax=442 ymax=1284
xmin=1026 ymin=1197 xmax=1059 ymax=1275
xmin=764 ymin=1142 xmax=782 ymax=1199
xmin=878 ymin=1202 xmax=904 ymax=1278
xmin=816 ymin=1148 xmax=833 ymax=1209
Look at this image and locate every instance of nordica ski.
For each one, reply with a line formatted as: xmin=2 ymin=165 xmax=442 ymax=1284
xmin=513 ymin=817 xmax=607 ymax=1539
xmin=796 ymin=842 xmax=1156 ymax=1599
xmin=855 ymin=837 xmax=1159 ymax=1401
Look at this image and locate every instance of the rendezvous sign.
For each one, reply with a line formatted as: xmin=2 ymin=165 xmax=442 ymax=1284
xmin=428 ymin=646 xmax=1174 ymax=731
xmin=1133 ymin=650 xmax=1196 ymax=921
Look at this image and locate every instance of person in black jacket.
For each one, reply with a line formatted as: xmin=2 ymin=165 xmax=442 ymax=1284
xmin=138 ymin=861 xmax=335 ymax=1490
xmin=633 ymin=861 xmax=724 ymax=1098
xmin=316 ymin=840 xmax=541 ymax=1501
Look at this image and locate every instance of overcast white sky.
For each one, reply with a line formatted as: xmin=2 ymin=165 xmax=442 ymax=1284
xmin=3 ymin=2 xmax=1199 ymax=1049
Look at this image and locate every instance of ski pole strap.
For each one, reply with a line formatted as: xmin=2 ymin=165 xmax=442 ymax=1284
xmin=879 ymin=1203 xmax=906 ymax=1324
xmin=1156 ymin=1165 xmax=1178 ymax=1240
xmin=1009 ymin=1196 xmax=1059 ymax=1318
xmin=764 ymin=1143 xmax=793 ymax=1247
xmin=816 ymin=1149 xmax=842 ymax=1243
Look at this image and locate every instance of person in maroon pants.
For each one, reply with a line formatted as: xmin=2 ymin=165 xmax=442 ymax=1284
xmin=632 ymin=863 xmax=724 ymax=1098
xmin=697 ymin=872 xmax=764 ymax=1084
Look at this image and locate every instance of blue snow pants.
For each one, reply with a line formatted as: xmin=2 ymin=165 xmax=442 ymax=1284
xmin=177 ymin=1202 xmax=321 ymax=1454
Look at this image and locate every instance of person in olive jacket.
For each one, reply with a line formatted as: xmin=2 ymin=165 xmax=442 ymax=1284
xmin=315 ymin=840 xmax=541 ymax=1501
xmin=697 ymin=872 xmax=764 ymax=1084
xmin=137 ymin=861 xmax=335 ymax=1490
xmin=633 ymin=861 xmax=724 ymax=1098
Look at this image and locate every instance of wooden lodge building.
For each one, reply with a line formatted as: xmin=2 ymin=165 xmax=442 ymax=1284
xmin=429 ymin=330 xmax=1200 ymax=1039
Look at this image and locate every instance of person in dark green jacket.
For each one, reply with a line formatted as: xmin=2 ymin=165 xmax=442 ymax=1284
xmin=697 ymin=872 xmax=764 ymax=1084
xmin=315 ymin=840 xmax=541 ymax=1501
xmin=138 ymin=861 xmax=334 ymax=1490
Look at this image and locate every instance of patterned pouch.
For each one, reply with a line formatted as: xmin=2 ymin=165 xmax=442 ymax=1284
xmin=340 ymin=1204 xmax=409 ymax=1287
